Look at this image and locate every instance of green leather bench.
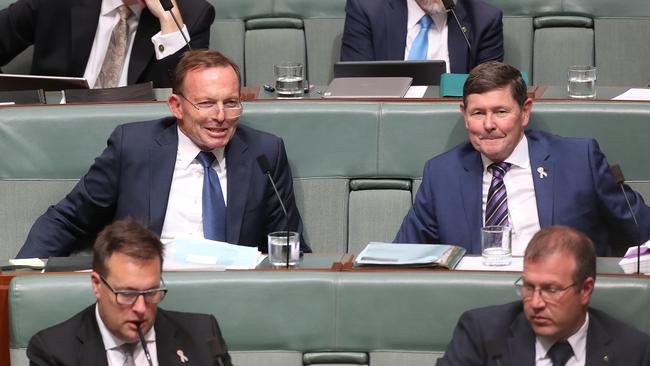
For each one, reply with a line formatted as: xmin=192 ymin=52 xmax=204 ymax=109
xmin=1 ymin=100 xmax=649 ymax=258
xmin=2 ymin=0 xmax=650 ymax=86
xmin=9 ymin=271 xmax=650 ymax=366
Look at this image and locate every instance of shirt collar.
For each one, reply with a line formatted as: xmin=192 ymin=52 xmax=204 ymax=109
xmin=535 ymin=312 xmax=589 ymax=363
xmin=406 ymin=0 xmax=447 ymax=30
xmin=94 ymin=303 xmax=156 ymax=351
xmin=481 ymin=134 xmax=530 ymax=172
xmin=176 ymin=126 xmax=226 ymax=170
xmin=101 ymin=0 xmax=143 ymax=18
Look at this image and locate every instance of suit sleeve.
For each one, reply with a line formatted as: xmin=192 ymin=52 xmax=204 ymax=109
xmin=266 ymin=138 xmax=310 ymax=252
xmin=16 ymin=126 xmax=124 ymax=258
xmin=394 ymin=160 xmax=440 ymax=244
xmin=588 ymin=139 xmax=650 ymax=248
xmin=26 ymin=333 xmax=59 ymax=366
xmin=0 ymin=0 xmax=37 ymax=67
xmin=437 ymin=311 xmax=490 ymax=366
xmin=340 ymin=0 xmax=376 ymax=61
xmin=474 ymin=8 xmax=504 ymax=65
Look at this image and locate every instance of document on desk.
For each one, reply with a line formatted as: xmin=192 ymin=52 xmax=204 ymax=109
xmin=164 ymin=237 xmax=262 ymax=271
xmin=612 ymin=88 xmax=650 ymax=101
xmin=618 ymin=240 xmax=650 ymax=274
xmin=354 ymin=242 xmax=466 ymax=269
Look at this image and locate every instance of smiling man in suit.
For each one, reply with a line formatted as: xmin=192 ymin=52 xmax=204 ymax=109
xmin=0 ymin=0 xmax=215 ymax=88
xmin=26 ymin=218 xmax=233 ymax=366
xmin=438 ymin=226 xmax=650 ymax=366
xmin=340 ymin=0 xmax=503 ymax=73
xmin=17 ymin=49 xmax=308 ymax=258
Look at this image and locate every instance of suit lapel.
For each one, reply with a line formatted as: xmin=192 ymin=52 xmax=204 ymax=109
xmin=148 ymin=120 xmax=179 ymax=235
xmin=70 ymin=0 xmax=101 ymax=76
xmin=155 ymin=310 xmax=182 ymax=366
xmin=527 ymin=132 xmax=554 ymax=227
xmin=585 ymin=311 xmax=613 ymax=365
xmin=459 ymin=149 xmax=483 ymax=253
xmin=77 ymin=306 xmax=110 ymax=366
xmin=128 ymin=8 xmax=157 ymax=84
xmin=225 ymin=129 xmax=251 ymax=245
xmin=505 ymin=313 xmax=536 ymax=366
xmin=386 ymin=0 xmax=408 ymax=60
xmin=447 ymin=1 xmax=470 ymax=73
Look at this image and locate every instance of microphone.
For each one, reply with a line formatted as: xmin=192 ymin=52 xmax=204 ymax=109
xmin=207 ymin=337 xmax=226 ymax=366
xmin=441 ymin=0 xmax=474 ymax=71
xmin=136 ymin=324 xmax=154 ymax=366
xmin=158 ymin=0 xmax=192 ymax=50
xmin=257 ymin=155 xmax=292 ymax=268
xmin=486 ymin=339 xmax=504 ymax=366
xmin=609 ymin=164 xmax=642 ymax=274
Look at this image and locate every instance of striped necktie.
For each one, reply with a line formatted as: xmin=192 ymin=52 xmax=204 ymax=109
xmin=485 ymin=162 xmax=512 ymax=227
xmin=407 ymin=15 xmax=433 ymax=60
xmin=95 ymin=5 xmax=133 ymax=89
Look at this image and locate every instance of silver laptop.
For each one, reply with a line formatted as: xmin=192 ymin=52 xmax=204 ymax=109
xmin=323 ymin=77 xmax=413 ymax=98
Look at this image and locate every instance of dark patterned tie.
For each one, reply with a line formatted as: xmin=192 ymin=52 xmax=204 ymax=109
xmin=407 ymin=15 xmax=433 ymax=60
xmin=95 ymin=5 xmax=133 ymax=89
xmin=196 ymin=151 xmax=227 ymax=241
xmin=121 ymin=342 xmax=136 ymax=366
xmin=548 ymin=341 xmax=574 ymax=366
xmin=485 ymin=162 xmax=512 ymax=226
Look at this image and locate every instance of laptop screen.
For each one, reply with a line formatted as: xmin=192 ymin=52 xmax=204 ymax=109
xmin=333 ymin=60 xmax=446 ymax=86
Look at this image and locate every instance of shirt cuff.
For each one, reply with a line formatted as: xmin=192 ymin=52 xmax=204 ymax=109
xmin=151 ymin=25 xmax=191 ymax=60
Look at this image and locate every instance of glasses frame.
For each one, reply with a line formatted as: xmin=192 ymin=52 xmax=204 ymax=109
xmin=99 ymin=275 xmax=168 ymax=306
xmin=177 ymin=93 xmax=242 ymax=118
xmin=514 ymin=276 xmax=578 ymax=304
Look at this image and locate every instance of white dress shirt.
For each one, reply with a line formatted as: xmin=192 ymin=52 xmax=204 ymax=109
xmin=481 ymin=136 xmax=541 ymax=255
xmin=535 ymin=313 xmax=589 ymax=366
xmin=404 ymin=0 xmax=451 ymax=72
xmin=95 ymin=305 xmax=159 ymax=366
xmin=84 ymin=0 xmax=190 ymax=88
xmin=160 ymin=127 xmax=227 ymax=243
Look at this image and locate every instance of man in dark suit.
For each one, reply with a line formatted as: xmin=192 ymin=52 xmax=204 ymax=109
xmin=0 ymin=0 xmax=215 ymax=88
xmin=340 ymin=0 xmax=503 ymax=73
xmin=27 ymin=218 xmax=233 ymax=366
xmin=17 ymin=49 xmax=308 ymax=258
xmin=394 ymin=61 xmax=650 ymax=256
xmin=438 ymin=226 xmax=650 ymax=365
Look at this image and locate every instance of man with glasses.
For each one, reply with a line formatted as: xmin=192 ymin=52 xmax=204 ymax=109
xmin=26 ymin=218 xmax=233 ymax=365
xmin=18 ymin=49 xmax=309 ymax=258
xmin=438 ymin=226 xmax=650 ymax=365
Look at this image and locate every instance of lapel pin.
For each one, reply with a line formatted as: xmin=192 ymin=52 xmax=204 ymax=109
xmin=537 ymin=167 xmax=548 ymax=179
xmin=176 ymin=349 xmax=189 ymax=364
xmin=603 ymin=355 xmax=609 ymax=363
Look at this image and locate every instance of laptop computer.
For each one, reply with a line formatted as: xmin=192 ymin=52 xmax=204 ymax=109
xmin=0 ymin=73 xmax=89 ymax=91
xmin=323 ymin=77 xmax=413 ymax=98
xmin=333 ymin=60 xmax=446 ymax=86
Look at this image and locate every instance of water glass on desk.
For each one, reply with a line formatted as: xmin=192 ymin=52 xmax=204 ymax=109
xmin=481 ymin=226 xmax=512 ymax=266
xmin=567 ymin=65 xmax=597 ymax=99
xmin=274 ymin=62 xmax=304 ymax=98
xmin=268 ymin=231 xmax=300 ymax=267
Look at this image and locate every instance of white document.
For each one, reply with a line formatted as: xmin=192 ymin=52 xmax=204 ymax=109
xmin=455 ymin=256 xmax=524 ymax=271
xmin=618 ymin=239 xmax=650 ymax=274
xmin=164 ymin=237 xmax=262 ymax=271
xmin=404 ymin=86 xmax=428 ymax=98
xmin=612 ymin=88 xmax=650 ymax=101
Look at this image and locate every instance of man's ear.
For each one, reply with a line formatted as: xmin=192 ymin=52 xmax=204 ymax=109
xmin=167 ymin=94 xmax=184 ymax=120
xmin=91 ymin=271 xmax=102 ymax=300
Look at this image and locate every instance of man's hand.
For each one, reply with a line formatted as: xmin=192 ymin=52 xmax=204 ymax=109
xmin=140 ymin=0 xmax=185 ymax=34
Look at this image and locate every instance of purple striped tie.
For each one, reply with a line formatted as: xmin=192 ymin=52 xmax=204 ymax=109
xmin=485 ymin=162 xmax=512 ymax=227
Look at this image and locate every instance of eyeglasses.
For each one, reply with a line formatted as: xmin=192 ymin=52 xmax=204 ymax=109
xmin=514 ymin=277 xmax=577 ymax=303
xmin=177 ymin=93 xmax=242 ymax=119
xmin=100 ymin=275 xmax=167 ymax=306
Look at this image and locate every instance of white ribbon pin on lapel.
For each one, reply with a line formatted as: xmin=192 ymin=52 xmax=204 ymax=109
xmin=537 ymin=167 xmax=548 ymax=179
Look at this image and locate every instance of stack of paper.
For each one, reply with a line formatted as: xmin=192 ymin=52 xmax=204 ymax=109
xmin=164 ymin=237 xmax=263 ymax=271
xmin=618 ymin=240 xmax=650 ymax=274
xmin=354 ymin=242 xmax=466 ymax=269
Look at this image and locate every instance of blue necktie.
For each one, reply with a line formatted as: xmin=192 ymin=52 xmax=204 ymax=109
xmin=485 ymin=162 xmax=512 ymax=227
xmin=408 ymin=15 xmax=433 ymax=60
xmin=196 ymin=151 xmax=226 ymax=241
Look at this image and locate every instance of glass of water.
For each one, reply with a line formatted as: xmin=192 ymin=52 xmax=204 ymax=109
xmin=567 ymin=65 xmax=596 ymax=99
xmin=481 ymin=226 xmax=512 ymax=266
xmin=274 ymin=62 xmax=304 ymax=98
xmin=267 ymin=231 xmax=300 ymax=267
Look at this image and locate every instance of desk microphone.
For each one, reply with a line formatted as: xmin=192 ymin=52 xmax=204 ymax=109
xmin=609 ymin=164 xmax=641 ymax=274
xmin=486 ymin=339 xmax=505 ymax=366
xmin=441 ymin=0 xmax=474 ymax=70
xmin=257 ymin=155 xmax=292 ymax=268
xmin=207 ymin=337 xmax=226 ymax=366
xmin=158 ymin=0 xmax=192 ymax=50
xmin=136 ymin=324 xmax=154 ymax=366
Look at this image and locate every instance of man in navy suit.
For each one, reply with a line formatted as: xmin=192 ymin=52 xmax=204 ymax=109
xmin=438 ymin=226 xmax=650 ymax=365
xmin=394 ymin=61 xmax=650 ymax=256
xmin=0 ymin=0 xmax=215 ymax=88
xmin=27 ymin=218 xmax=233 ymax=366
xmin=340 ymin=0 xmax=503 ymax=73
xmin=17 ymin=50 xmax=308 ymax=258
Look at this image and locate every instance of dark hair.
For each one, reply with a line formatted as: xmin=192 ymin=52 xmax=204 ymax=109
xmin=462 ymin=61 xmax=527 ymax=108
xmin=524 ymin=226 xmax=597 ymax=285
xmin=173 ymin=49 xmax=242 ymax=94
xmin=92 ymin=218 xmax=164 ymax=277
